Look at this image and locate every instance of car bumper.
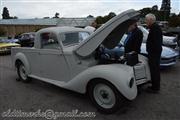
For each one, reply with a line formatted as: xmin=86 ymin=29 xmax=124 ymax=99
xmin=160 ymin=56 xmax=179 ymax=67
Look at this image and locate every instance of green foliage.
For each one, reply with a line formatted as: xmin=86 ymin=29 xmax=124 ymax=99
xmin=95 ymin=12 xmax=116 ymax=25
xmin=2 ymin=7 xmax=10 ymax=19
xmin=2 ymin=7 xmax=18 ymax=19
xmin=87 ymin=15 xmax=94 ymax=18
xmin=168 ymin=15 xmax=180 ymax=27
xmin=13 ymin=16 xmax=18 ymax=19
xmin=53 ymin=12 xmax=59 ymax=18
xmin=139 ymin=7 xmax=169 ymax=21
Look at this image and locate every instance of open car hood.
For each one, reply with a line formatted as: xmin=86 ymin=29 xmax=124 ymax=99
xmin=75 ymin=9 xmax=140 ymax=57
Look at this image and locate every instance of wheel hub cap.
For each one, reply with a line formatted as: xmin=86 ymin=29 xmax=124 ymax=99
xmin=93 ymin=83 xmax=116 ymax=109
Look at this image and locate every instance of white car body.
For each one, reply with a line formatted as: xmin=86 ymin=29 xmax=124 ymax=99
xmin=11 ymin=9 xmax=151 ymax=113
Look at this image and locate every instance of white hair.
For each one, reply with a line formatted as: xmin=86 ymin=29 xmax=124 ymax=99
xmin=145 ymin=13 xmax=156 ymax=22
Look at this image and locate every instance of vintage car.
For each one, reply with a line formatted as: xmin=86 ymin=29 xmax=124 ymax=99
xmin=0 ymin=39 xmax=20 ymax=54
xmin=102 ymin=34 xmax=179 ymax=67
xmin=11 ymin=9 xmax=151 ymax=113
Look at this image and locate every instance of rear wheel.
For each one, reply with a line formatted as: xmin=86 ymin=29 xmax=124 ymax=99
xmin=88 ymin=79 xmax=125 ymax=114
xmin=17 ymin=62 xmax=31 ymax=83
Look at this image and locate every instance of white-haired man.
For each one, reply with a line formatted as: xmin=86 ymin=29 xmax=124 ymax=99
xmin=145 ymin=13 xmax=162 ymax=93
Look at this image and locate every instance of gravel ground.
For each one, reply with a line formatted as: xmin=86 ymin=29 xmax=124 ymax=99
xmin=0 ymin=55 xmax=180 ymax=120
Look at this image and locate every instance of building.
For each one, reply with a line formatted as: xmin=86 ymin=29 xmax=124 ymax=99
xmin=57 ymin=18 xmax=95 ymax=27
xmin=0 ymin=17 xmax=95 ymax=37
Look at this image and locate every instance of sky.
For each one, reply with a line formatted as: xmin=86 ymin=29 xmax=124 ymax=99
xmin=0 ymin=0 xmax=179 ymax=19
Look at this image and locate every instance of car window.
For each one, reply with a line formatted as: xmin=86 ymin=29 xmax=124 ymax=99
xmin=79 ymin=32 xmax=90 ymax=42
xmin=40 ymin=32 xmax=59 ymax=49
xmin=62 ymin=32 xmax=89 ymax=46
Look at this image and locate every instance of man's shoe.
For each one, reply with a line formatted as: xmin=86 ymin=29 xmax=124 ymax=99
xmin=146 ymin=86 xmax=160 ymax=94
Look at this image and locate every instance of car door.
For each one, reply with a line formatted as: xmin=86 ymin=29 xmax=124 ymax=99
xmin=38 ymin=32 xmax=69 ymax=82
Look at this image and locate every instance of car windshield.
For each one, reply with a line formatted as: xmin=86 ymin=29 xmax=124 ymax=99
xmin=62 ymin=32 xmax=90 ymax=46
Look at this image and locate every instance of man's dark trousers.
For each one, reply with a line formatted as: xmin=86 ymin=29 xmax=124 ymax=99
xmin=148 ymin=55 xmax=161 ymax=90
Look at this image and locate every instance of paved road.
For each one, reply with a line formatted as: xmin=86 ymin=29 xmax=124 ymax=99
xmin=0 ymin=55 xmax=180 ymax=120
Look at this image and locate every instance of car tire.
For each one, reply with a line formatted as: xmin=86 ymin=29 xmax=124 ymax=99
xmin=17 ymin=62 xmax=31 ymax=83
xmin=88 ymin=79 xmax=125 ymax=114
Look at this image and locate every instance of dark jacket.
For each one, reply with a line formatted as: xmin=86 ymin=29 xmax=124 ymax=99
xmin=125 ymin=27 xmax=143 ymax=53
xmin=146 ymin=23 xmax=162 ymax=57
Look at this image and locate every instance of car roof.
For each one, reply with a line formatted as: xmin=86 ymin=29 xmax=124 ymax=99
xmin=21 ymin=32 xmax=36 ymax=35
xmin=37 ymin=26 xmax=89 ymax=35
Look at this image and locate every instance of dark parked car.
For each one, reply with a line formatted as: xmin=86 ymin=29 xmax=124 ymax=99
xmin=19 ymin=32 xmax=35 ymax=47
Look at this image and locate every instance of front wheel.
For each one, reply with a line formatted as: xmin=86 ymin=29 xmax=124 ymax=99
xmin=88 ymin=80 xmax=125 ymax=114
xmin=17 ymin=62 xmax=31 ymax=83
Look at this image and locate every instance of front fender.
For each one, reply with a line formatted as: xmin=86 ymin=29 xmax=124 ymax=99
xmin=138 ymin=54 xmax=151 ymax=81
xmin=64 ymin=64 xmax=137 ymax=100
xmin=14 ymin=52 xmax=31 ymax=75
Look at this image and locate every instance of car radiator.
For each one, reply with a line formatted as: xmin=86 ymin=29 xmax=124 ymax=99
xmin=133 ymin=63 xmax=147 ymax=80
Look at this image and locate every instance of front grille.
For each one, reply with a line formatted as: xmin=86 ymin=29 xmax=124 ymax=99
xmin=133 ymin=64 xmax=147 ymax=80
xmin=161 ymin=57 xmax=176 ymax=64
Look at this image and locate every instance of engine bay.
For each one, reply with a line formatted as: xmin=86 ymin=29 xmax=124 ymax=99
xmin=95 ymin=45 xmax=139 ymax=66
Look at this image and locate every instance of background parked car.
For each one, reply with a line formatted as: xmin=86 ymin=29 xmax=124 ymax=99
xmin=102 ymin=34 xmax=179 ymax=67
xmin=0 ymin=39 xmax=20 ymax=54
xmin=138 ymin=26 xmax=178 ymax=49
xmin=0 ymin=38 xmax=19 ymax=43
xmin=18 ymin=32 xmax=35 ymax=47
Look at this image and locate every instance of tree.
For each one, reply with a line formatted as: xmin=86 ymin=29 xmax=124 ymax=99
xmin=2 ymin=7 xmax=10 ymax=19
xmin=108 ymin=12 xmax=116 ymax=18
xmin=13 ymin=16 xmax=18 ymax=19
xmin=95 ymin=12 xmax=116 ymax=25
xmin=53 ymin=12 xmax=59 ymax=18
xmin=95 ymin=16 xmax=104 ymax=25
xmin=168 ymin=14 xmax=180 ymax=27
xmin=2 ymin=7 xmax=18 ymax=19
xmin=87 ymin=15 xmax=94 ymax=18
xmin=139 ymin=6 xmax=169 ymax=21
xmin=152 ymin=5 xmax=158 ymax=11
xmin=43 ymin=17 xmax=50 ymax=19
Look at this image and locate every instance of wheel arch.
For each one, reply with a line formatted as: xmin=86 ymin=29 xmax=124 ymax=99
xmin=86 ymin=78 xmax=124 ymax=97
xmin=66 ymin=65 xmax=137 ymax=100
xmin=14 ymin=52 xmax=31 ymax=75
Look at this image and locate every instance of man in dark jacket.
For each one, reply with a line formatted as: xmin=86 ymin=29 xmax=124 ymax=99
xmin=145 ymin=13 xmax=162 ymax=93
xmin=124 ymin=20 xmax=143 ymax=54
